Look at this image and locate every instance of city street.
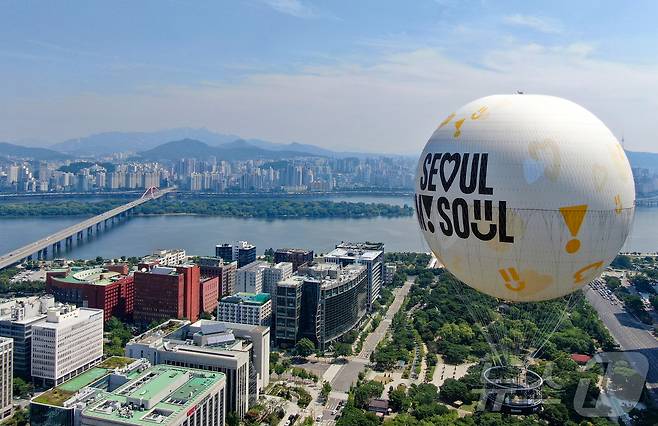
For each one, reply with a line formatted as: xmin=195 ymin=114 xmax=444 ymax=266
xmin=329 ymin=277 xmax=415 ymax=392
xmin=584 ymin=287 xmax=658 ymax=398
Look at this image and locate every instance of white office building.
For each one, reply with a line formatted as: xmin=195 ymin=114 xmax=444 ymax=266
xmin=217 ymin=293 xmax=271 ymax=327
xmin=262 ymin=262 xmax=293 ymax=295
xmin=235 ymin=261 xmax=268 ymax=294
xmin=0 ymin=338 xmax=12 ymax=420
xmin=31 ymin=305 xmax=103 ymax=387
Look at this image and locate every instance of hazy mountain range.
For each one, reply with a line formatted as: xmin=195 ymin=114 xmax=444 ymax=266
xmin=0 ymin=127 xmax=657 ymax=172
xmin=48 ymin=128 xmax=369 ymax=158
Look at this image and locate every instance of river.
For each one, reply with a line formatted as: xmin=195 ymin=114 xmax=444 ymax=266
xmin=0 ymin=196 xmax=655 ymax=259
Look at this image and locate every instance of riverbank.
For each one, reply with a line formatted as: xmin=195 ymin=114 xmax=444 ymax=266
xmin=0 ymin=199 xmax=414 ymax=219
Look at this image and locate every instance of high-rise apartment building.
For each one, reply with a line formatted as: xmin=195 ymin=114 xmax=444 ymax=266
xmin=31 ymin=305 xmax=103 ymax=387
xmin=235 ymin=261 xmax=266 ymax=294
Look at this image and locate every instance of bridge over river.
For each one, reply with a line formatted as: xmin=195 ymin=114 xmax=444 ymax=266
xmin=0 ymin=186 xmax=175 ymax=270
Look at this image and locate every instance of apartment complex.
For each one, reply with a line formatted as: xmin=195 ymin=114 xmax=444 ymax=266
xmin=0 ymin=338 xmax=12 ymax=420
xmin=217 ymin=293 xmax=271 ymax=327
xmin=325 ymin=242 xmax=384 ymax=310
xmin=0 ymin=295 xmax=54 ymax=376
xmin=79 ymin=365 xmax=226 ymax=426
xmin=235 ymin=261 xmax=266 ymax=294
xmin=274 ymin=248 xmax=313 ymax=272
xmin=46 ymin=267 xmax=134 ymax=322
xmin=133 ymin=264 xmax=201 ymax=324
xmin=275 ymin=263 xmax=368 ymax=350
xmin=31 ymin=305 xmax=104 ymax=387
xmin=126 ymin=320 xmax=269 ymax=418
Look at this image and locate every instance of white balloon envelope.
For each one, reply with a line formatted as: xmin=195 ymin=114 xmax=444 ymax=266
xmin=415 ymin=94 xmax=635 ymax=302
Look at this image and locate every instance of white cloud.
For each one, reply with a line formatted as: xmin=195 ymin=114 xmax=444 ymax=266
xmin=259 ymin=0 xmax=316 ymax=18
xmin=2 ymin=42 xmax=658 ymax=153
xmin=503 ymin=14 xmax=563 ymax=34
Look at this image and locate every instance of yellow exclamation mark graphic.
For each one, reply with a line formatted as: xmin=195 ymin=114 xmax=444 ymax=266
xmin=559 ymin=205 xmax=588 ymax=254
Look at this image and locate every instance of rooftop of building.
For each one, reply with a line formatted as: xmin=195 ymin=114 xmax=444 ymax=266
xmin=335 ymin=241 xmax=385 ymax=251
xmin=325 ymin=247 xmax=383 ymax=260
xmin=80 ymin=365 xmax=225 ymax=425
xmin=220 ymin=292 xmax=270 ymax=306
xmin=277 ymin=275 xmax=305 ymax=288
xmin=0 ymin=294 xmax=54 ymax=323
xmin=237 ymin=260 xmax=270 ymax=272
xmin=130 ymin=319 xmax=189 ymax=345
xmin=275 ymin=248 xmax=313 ymax=254
xmin=32 ymin=357 xmax=139 ymax=407
xmin=51 ymin=267 xmax=130 ymax=286
xmin=35 ymin=305 xmax=103 ymax=329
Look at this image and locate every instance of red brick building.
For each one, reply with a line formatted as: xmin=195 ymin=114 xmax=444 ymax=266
xmin=200 ymin=276 xmax=219 ymax=314
xmin=133 ymin=264 xmax=201 ymax=325
xmin=46 ymin=267 xmax=134 ymax=323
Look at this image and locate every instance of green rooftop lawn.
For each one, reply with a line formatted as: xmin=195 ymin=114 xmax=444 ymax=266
xmin=98 ymin=356 xmax=134 ymax=369
xmin=33 ymin=388 xmax=75 ymax=407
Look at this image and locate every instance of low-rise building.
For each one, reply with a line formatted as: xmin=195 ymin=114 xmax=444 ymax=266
xmin=31 ymin=305 xmax=104 ymax=387
xmin=126 ymin=319 xmax=268 ymax=418
xmin=78 ymin=365 xmax=226 ymax=426
xmin=30 ymin=357 xmax=148 ymax=426
xmin=138 ymin=249 xmax=187 ymax=269
xmin=217 ymin=293 xmax=271 ymax=327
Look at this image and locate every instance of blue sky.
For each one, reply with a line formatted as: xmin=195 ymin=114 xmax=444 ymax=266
xmin=1 ymin=0 xmax=658 ymax=153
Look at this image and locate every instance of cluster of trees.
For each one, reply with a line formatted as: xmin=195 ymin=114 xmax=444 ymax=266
xmin=57 ymin=161 xmax=115 ymax=173
xmin=0 ymin=267 xmax=45 ymax=296
xmin=104 ymin=317 xmax=134 ymax=356
xmin=384 ymin=252 xmax=431 ymax=276
xmin=0 ymin=199 xmax=414 ymax=219
xmin=0 ymin=199 xmax=127 ymax=216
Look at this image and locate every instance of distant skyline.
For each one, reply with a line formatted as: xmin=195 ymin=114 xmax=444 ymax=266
xmin=2 ymin=1 xmax=658 ymax=153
